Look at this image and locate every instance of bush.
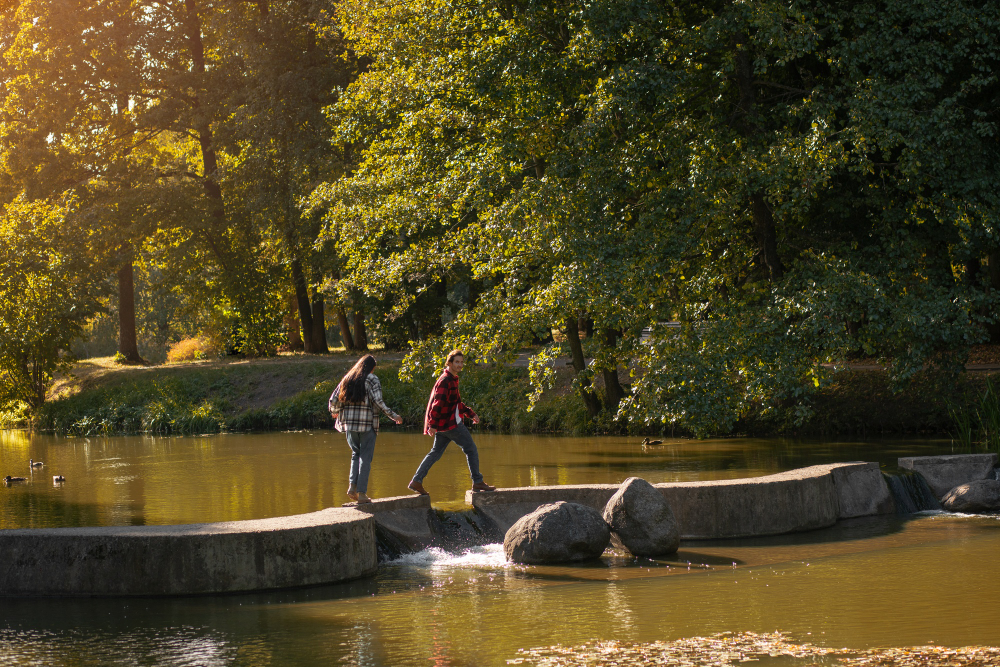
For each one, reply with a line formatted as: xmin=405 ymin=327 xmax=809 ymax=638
xmin=166 ymin=337 xmax=220 ymax=363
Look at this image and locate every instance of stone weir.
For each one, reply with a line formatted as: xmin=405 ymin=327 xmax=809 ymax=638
xmin=0 ymin=506 xmax=379 ymax=597
xmin=466 ymin=462 xmax=896 ymax=540
xmin=2 ymin=456 xmax=994 ymax=597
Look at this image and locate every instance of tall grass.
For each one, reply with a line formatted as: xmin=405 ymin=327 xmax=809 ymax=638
xmin=949 ymin=378 xmax=1000 ymax=453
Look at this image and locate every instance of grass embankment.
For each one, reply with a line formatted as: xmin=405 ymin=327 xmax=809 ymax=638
xmin=34 ymin=355 xmax=589 ymax=436
xmin=18 ymin=355 xmax=1000 ymax=438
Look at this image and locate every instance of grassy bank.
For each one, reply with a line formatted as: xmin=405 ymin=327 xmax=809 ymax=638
xmin=14 ymin=354 xmax=1000 ymax=438
xmin=33 ymin=355 xmax=590 ymax=436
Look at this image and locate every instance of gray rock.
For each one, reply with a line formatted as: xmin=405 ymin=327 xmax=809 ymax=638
xmin=603 ymin=477 xmax=679 ymax=557
xmin=503 ymin=502 xmax=610 ymax=564
xmin=942 ymin=479 xmax=1000 ymax=513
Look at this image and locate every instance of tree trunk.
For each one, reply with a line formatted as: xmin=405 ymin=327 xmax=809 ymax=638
xmin=310 ymin=292 xmax=329 ymax=353
xmin=183 ymin=0 xmax=228 ymax=268
xmin=734 ymin=44 xmax=784 ymax=283
xmin=601 ymin=328 xmax=626 ymax=414
xmin=989 ymin=251 xmax=1000 ymax=344
xmin=117 ymin=262 xmax=143 ymax=363
xmin=751 ymin=194 xmax=784 ymax=282
xmin=284 ymin=294 xmax=303 ymax=350
xmin=337 ymin=307 xmax=355 ymax=350
xmin=564 ymin=317 xmax=601 ymax=417
xmin=353 ymin=310 xmax=368 ymax=351
xmin=290 ymin=258 xmax=315 ymax=352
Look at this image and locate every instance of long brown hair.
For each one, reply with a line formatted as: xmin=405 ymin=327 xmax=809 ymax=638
xmin=339 ymin=355 xmax=376 ymax=403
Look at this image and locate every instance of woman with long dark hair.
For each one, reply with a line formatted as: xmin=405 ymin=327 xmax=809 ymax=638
xmin=328 ymin=354 xmax=403 ymax=504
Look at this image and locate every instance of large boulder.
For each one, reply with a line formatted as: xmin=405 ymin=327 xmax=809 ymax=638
xmin=603 ymin=477 xmax=680 ymax=557
xmin=503 ymin=502 xmax=611 ymax=564
xmin=941 ymin=479 xmax=1000 ymax=513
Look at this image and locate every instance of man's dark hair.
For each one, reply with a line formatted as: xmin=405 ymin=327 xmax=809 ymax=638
xmin=446 ymin=349 xmax=464 ymax=365
xmin=339 ymin=355 xmax=377 ymax=402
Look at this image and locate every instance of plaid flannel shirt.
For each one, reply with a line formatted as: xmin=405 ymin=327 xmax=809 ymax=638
xmin=423 ymin=370 xmax=478 ymax=435
xmin=328 ymin=373 xmax=401 ymax=433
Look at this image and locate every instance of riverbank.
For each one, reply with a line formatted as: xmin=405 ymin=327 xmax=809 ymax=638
xmin=5 ymin=353 xmax=999 ymax=437
xmin=27 ymin=354 xmax=590 ymax=436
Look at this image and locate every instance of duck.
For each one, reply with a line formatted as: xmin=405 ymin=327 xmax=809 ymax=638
xmin=53 ymin=475 xmax=65 ymax=483
xmin=641 ymin=438 xmax=664 ymax=446
xmin=4 ymin=475 xmax=27 ymax=484
xmin=29 ymin=459 xmax=43 ymax=468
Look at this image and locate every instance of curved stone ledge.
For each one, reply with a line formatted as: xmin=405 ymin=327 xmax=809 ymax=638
xmin=467 ymin=462 xmax=893 ymax=540
xmin=0 ymin=507 xmax=377 ymax=597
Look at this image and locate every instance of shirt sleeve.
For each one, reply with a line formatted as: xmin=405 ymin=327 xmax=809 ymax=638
xmin=367 ymin=375 xmax=400 ymax=422
xmin=328 ymin=383 xmax=343 ymax=415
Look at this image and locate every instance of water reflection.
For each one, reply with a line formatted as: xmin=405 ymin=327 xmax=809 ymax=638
xmin=0 ymin=430 xmax=966 ymax=528
xmin=1 ymin=515 xmax=1000 ymax=664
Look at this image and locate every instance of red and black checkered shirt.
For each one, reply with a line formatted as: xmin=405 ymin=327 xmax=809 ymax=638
xmin=423 ymin=370 xmax=478 ymax=434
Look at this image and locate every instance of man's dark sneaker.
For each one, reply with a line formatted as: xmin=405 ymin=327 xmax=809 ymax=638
xmin=408 ymin=480 xmax=429 ymax=496
xmin=471 ymin=482 xmax=496 ymax=492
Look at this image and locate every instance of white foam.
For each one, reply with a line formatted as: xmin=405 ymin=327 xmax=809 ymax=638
xmin=389 ymin=544 xmax=514 ymax=569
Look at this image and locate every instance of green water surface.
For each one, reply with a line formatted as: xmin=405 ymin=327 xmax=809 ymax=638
xmin=0 ymin=430 xmax=994 ymax=666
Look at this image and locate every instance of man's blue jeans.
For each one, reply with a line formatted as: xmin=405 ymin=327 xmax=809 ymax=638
xmin=412 ymin=423 xmax=483 ymax=484
xmin=345 ymin=429 xmax=377 ymax=494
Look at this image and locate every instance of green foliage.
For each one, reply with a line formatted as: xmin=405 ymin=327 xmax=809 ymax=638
xmin=313 ymin=0 xmax=1000 ymax=435
xmin=0 ymin=198 xmax=104 ymax=412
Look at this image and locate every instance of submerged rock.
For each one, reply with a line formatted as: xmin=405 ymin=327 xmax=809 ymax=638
xmin=503 ymin=502 xmax=610 ymax=564
xmin=603 ymin=477 xmax=680 ymax=557
xmin=941 ymin=479 xmax=1000 ymax=513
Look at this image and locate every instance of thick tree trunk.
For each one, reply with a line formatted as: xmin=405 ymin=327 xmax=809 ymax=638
xmin=310 ymin=292 xmax=329 ymax=353
xmin=353 ymin=310 xmax=368 ymax=351
xmin=183 ymin=0 xmax=228 ymax=268
xmin=117 ymin=262 xmax=142 ymax=363
xmin=734 ymin=45 xmax=784 ymax=283
xmin=564 ymin=317 xmax=601 ymax=417
xmin=751 ymin=193 xmax=784 ymax=282
xmin=290 ymin=258 xmax=315 ymax=352
xmin=601 ymin=328 xmax=626 ymax=414
xmin=337 ymin=307 xmax=355 ymax=350
xmin=284 ymin=294 xmax=303 ymax=350
xmin=989 ymin=252 xmax=1000 ymax=344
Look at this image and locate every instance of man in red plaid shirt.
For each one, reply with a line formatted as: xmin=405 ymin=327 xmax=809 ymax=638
xmin=408 ymin=350 xmax=496 ymax=495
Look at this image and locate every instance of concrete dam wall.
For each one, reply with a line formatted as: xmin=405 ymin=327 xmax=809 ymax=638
xmin=2 ymin=455 xmax=993 ymax=597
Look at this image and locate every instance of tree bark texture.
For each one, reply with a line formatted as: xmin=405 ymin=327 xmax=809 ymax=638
xmin=284 ymin=294 xmax=304 ymax=350
xmin=734 ymin=45 xmax=784 ymax=283
xmin=290 ymin=258 xmax=316 ymax=352
xmin=183 ymin=0 xmax=228 ymax=268
xmin=564 ymin=317 xmax=601 ymax=417
xmin=337 ymin=307 xmax=355 ymax=350
xmin=353 ymin=310 xmax=368 ymax=351
xmin=600 ymin=328 xmax=626 ymax=414
xmin=310 ymin=293 xmax=329 ymax=353
xmin=989 ymin=251 xmax=1000 ymax=344
xmin=117 ymin=262 xmax=143 ymax=363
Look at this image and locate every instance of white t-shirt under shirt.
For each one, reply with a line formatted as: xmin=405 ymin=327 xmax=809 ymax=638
xmin=455 ymin=404 xmax=462 ymax=425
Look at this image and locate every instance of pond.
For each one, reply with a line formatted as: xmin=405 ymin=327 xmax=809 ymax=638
xmin=2 ymin=429 xmax=998 ymax=666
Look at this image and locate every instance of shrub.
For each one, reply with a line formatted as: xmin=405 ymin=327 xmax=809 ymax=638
xmin=166 ymin=337 xmax=219 ymax=363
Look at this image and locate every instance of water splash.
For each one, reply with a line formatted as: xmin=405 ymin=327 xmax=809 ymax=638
xmin=388 ymin=543 xmax=513 ymax=569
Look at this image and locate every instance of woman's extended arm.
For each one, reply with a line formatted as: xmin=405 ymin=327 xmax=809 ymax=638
xmin=367 ymin=375 xmax=403 ymax=424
